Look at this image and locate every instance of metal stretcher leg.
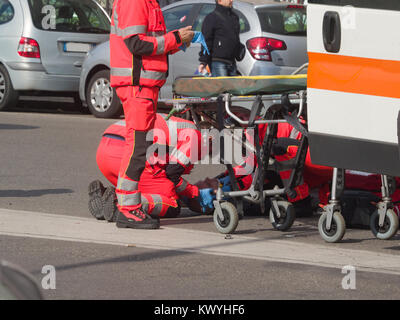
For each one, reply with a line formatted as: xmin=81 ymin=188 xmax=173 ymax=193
xmin=369 ymin=175 xmax=399 ymax=239
xmin=218 ymin=96 xmax=244 ymax=218
xmin=248 ymin=96 xmax=267 ymax=214
xmin=257 ymin=110 xmax=296 ymax=231
xmin=259 ymin=112 xmax=277 ymax=214
xmin=318 ymin=168 xmax=346 ymax=243
xmin=211 ymin=96 xmax=241 ymax=234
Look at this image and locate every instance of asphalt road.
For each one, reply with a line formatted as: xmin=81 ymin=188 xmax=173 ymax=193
xmin=0 ymin=98 xmax=399 ymax=302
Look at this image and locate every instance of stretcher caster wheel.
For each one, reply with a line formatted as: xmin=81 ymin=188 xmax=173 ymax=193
xmin=213 ymin=202 xmax=239 ymax=234
xmin=269 ymin=201 xmax=296 ymax=231
xmin=318 ymin=211 xmax=346 ymax=243
xmin=370 ymin=209 xmax=399 ymax=240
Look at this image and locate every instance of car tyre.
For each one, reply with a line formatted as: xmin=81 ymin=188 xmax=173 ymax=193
xmin=0 ymin=64 xmax=19 ymax=111
xmin=86 ymin=69 xmax=122 ymax=118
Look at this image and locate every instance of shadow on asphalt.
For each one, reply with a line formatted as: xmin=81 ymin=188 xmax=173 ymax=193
xmin=385 ymin=245 xmax=400 ymax=251
xmin=0 ymin=123 xmax=40 ymax=130
xmin=5 ymin=96 xmax=87 ymax=116
xmin=0 ymin=189 xmax=74 ymax=197
xmin=338 ymin=239 xmax=365 ymax=244
xmin=29 ymin=234 xmax=287 ymax=274
xmin=162 ymin=216 xmax=213 ymax=226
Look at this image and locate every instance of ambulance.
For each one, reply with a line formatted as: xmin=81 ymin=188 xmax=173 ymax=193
xmin=306 ymin=0 xmax=400 ymax=242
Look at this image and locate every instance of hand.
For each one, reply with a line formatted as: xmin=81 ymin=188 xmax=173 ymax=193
xmin=198 ymin=64 xmax=205 ymax=74
xmin=178 ymin=26 xmax=194 ymax=44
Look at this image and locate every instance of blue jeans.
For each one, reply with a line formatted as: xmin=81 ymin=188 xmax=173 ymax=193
xmin=211 ymin=61 xmax=237 ymax=77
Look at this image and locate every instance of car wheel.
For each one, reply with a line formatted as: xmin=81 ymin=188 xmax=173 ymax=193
xmin=0 ymin=64 xmax=19 ymax=111
xmin=86 ymin=69 xmax=122 ymax=118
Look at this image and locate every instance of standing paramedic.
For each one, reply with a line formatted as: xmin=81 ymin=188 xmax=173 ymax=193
xmin=197 ymin=0 xmax=245 ymax=77
xmin=110 ymin=0 xmax=194 ymax=230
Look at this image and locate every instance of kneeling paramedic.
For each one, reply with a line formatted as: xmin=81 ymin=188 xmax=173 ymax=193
xmin=89 ymin=114 xmax=215 ymax=225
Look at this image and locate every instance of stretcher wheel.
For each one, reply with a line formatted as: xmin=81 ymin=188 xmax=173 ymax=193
xmin=370 ymin=209 xmax=399 ymax=240
xmin=213 ymin=202 xmax=239 ymax=234
xmin=269 ymin=201 xmax=296 ymax=231
xmin=318 ymin=211 xmax=346 ymax=243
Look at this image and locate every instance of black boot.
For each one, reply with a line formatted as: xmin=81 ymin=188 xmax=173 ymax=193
xmin=116 ymin=209 xmax=160 ymax=230
xmin=102 ymin=186 xmax=118 ymax=222
xmin=88 ymin=180 xmax=106 ymax=220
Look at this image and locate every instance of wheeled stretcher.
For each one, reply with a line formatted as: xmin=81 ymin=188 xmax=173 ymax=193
xmin=161 ymin=75 xmax=309 ymax=234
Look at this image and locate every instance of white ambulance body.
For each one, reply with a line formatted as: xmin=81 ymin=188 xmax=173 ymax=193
xmin=307 ymin=0 xmax=400 ymax=176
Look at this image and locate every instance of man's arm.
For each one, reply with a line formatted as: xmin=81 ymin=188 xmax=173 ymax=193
xmin=199 ymin=14 xmax=215 ymax=66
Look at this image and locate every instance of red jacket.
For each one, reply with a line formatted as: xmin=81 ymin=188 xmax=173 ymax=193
xmin=100 ymin=114 xmax=202 ymax=199
xmin=110 ymin=0 xmax=182 ymax=88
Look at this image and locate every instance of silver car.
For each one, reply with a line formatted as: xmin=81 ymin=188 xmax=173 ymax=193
xmin=0 ymin=0 xmax=110 ymax=111
xmin=79 ymin=0 xmax=307 ymax=118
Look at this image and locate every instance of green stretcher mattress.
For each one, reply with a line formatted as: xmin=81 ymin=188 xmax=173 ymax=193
xmin=173 ymin=75 xmax=307 ymax=98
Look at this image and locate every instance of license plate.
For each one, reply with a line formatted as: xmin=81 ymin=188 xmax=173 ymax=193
xmin=63 ymin=42 xmax=92 ymax=53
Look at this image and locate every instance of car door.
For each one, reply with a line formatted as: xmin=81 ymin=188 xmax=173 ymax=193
xmin=23 ymin=0 xmax=110 ymax=77
xmin=161 ymin=2 xmax=198 ymax=99
xmin=307 ymin=0 xmax=400 ymax=176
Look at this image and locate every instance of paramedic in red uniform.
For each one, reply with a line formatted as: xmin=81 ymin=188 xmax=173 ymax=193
xmin=109 ymin=0 xmax=194 ymax=229
xmin=90 ymin=114 xmax=215 ymax=222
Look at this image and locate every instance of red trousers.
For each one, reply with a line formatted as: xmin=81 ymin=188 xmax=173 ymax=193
xmin=115 ymin=85 xmax=159 ymax=216
xmin=97 ymin=134 xmax=180 ymax=218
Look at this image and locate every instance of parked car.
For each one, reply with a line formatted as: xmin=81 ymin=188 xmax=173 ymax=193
xmin=79 ymin=0 xmax=307 ymax=118
xmin=0 ymin=0 xmax=110 ymax=111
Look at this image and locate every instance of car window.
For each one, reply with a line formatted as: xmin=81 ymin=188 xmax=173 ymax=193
xmin=27 ymin=0 xmax=110 ymax=33
xmin=0 ymin=0 xmax=14 ymax=25
xmin=234 ymin=9 xmax=250 ymax=33
xmin=193 ymin=4 xmax=250 ymax=34
xmin=164 ymin=4 xmax=193 ymax=32
xmin=193 ymin=4 xmax=214 ymax=32
xmin=256 ymin=6 xmax=306 ymax=36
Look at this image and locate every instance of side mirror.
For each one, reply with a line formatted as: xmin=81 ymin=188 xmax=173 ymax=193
xmin=0 ymin=260 xmax=44 ymax=300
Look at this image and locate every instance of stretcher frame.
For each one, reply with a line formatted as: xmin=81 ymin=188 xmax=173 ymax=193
xmin=161 ymin=82 xmax=309 ymax=234
xmin=161 ymin=69 xmax=399 ymax=240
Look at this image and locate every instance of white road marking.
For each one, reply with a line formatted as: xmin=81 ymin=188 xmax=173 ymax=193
xmin=0 ymin=208 xmax=399 ymax=275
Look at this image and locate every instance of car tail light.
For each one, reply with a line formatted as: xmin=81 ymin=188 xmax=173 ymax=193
xmin=246 ymin=37 xmax=287 ymax=61
xmin=18 ymin=37 xmax=41 ymax=59
xmin=287 ymin=5 xmax=304 ymax=9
